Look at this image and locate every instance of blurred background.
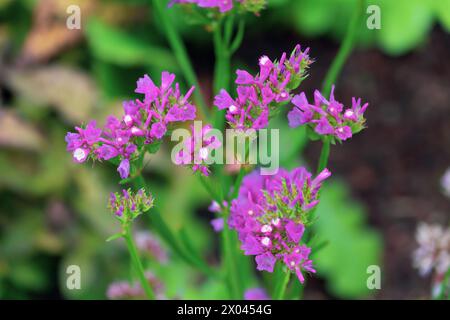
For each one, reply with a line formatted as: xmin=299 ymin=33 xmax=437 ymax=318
xmin=0 ymin=0 xmax=449 ymax=299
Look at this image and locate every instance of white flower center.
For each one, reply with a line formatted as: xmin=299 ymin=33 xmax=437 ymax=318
xmin=261 ymin=225 xmax=272 ymax=233
xmin=124 ymin=114 xmax=133 ymax=125
xmin=248 ymin=210 xmax=254 ymax=216
xmin=259 ymin=56 xmax=270 ymax=66
xmin=345 ymin=110 xmax=354 ymax=117
xmin=199 ymin=147 xmax=209 ymax=160
xmin=73 ymin=148 xmax=86 ymax=161
xmin=290 ymin=261 xmax=296 ymax=267
xmin=261 ymin=237 xmax=271 ymax=246
xmin=271 ymin=218 xmax=280 ymax=226
xmin=229 ymin=105 xmax=237 ymax=113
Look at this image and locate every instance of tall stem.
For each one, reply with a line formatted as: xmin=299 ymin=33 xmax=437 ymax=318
xmin=152 ymin=0 xmax=209 ymax=119
xmin=221 ymin=210 xmax=242 ymax=299
xmin=123 ymin=223 xmax=155 ymax=299
xmin=317 ymin=0 xmax=365 ymax=173
xmin=273 ymin=271 xmax=291 ymax=300
xmin=317 ymin=136 xmax=331 ymax=174
xmin=213 ymin=20 xmax=231 ymax=131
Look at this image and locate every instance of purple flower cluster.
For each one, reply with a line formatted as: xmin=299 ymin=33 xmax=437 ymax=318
xmin=107 ymin=271 xmax=164 ymax=300
xmin=214 ymin=44 xmax=312 ymax=129
xmin=229 ymin=166 xmax=331 ymax=283
xmin=65 ymin=72 xmax=197 ymax=179
xmin=169 ymin=0 xmax=265 ymax=14
xmin=174 ymin=123 xmax=222 ymax=176
xmin=287 ymin=85 xmax=368 ymax=142
xmin=108 ymin=188 xmax=154 ymax=221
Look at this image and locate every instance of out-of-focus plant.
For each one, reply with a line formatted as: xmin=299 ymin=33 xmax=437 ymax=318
xmin=281 ymin=0 xmax=450 ymax=56
xmin=413 ymin=223 xmax=450 ymax=299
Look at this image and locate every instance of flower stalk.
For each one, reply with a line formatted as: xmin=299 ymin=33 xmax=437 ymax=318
xmin=123 ymin=222 xmax=156 ymax=300
xmin=152 ymin=0 xmax=209 ymax=119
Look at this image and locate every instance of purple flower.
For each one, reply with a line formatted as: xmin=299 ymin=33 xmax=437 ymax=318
xmin=117 ymin=158 xmax=130 ymax=179
xmin=244 ymin=288 xmax=270 ymax=300
xmin=214 ymin=89 xmax=236 ymax=110
xmin=255 ymin=252 xmax=276 ymax=272
xmin=96 ymin=144 xmax=119 ymax=160
xmin=285 ymin=221 xmax=305 ymax=244
xmin=229 ymin=166 xmax=326 ymax=283
xmin=236 ymin=69 xmax=254 ymax=85
xmin=335 ymin=126 xmax=352 ymax=141
xmin=314 ymin=117 xmax=334 ymax=135
xmin=288 ymin=85 xmax=369 ymax=142
xmin=150 ymin=122 xmax=167 ymax=139
xmin=136 ymin=74 xmax=158 ymax=103
xmin=287 ymin=93 xmax=314 ymax=127
xmin=107 ymin=271 xmax=164 ymax=300
xmin=208 ymin=200 xmax=221 ymax=213
xmin=135 ymin=231 xmax=169 ymax=264
xmin=211 ymin=218 xmax=224 ymax=232
xmin=242 ymin=235 xmax=264 ymax=255
xmin=169 ymin=0 xmax=248 ymax=13
xmin=214 ymin=44 xmax=312 ymax=129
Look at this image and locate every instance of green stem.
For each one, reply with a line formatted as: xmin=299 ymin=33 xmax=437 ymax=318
xmin=274 ymin=271 xmax=291 ymax=300
xmin=317 ymin=136 xmax=331 ymax=174
xmin=152 ymin=0 xmax=209 ymax=119
xmin=317 ymin=0 xmax=365 ymax=173
xmin=213 ymin=21 xmax=231 ymax=131
xmin=197 ymin=174 xmax=242 ymax=299
xmin=123 ymin=223 xmax=155 ymax=300
xmin=321 ymin=0 xmax=365 ymax=97
xmin=221 ymin=214 xmax=241 ymax=299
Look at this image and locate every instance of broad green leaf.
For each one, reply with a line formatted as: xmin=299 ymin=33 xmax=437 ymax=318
xmin=313 ymin=181 xmax=382 ymax=298
xmin=86 ymin=18 xmax=179 ymax=70
xmin=376 ymin=0 xmax=434 ymax=55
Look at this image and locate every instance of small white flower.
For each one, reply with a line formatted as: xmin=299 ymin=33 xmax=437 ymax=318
xmin=261 ymin=225 xmax=272 ymax=233
xmin=229 ymin=105 xmax=238 ymax=113
xmin=73 ymin=148 xmax=87 ymax=162
xmin=344 ymin=110 xmax=354 ymax=117
xmin=124 ymin=114 xmax=133 ymax=126
xmin=259 ymin=55 xmax=270 ymax=66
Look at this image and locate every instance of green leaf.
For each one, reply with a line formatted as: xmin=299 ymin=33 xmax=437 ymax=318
xmin=313 ymin=181 xmax=382 ymax=298
xmin=145 ymin=140 xmax=162 ymax=154
xmin=376 ymin=0 xmax=434 ymax=55
xmin=86 ymin=18 xmax=179 ymax=70
xmin=106 ymin=233 xmax=123 ymax=242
